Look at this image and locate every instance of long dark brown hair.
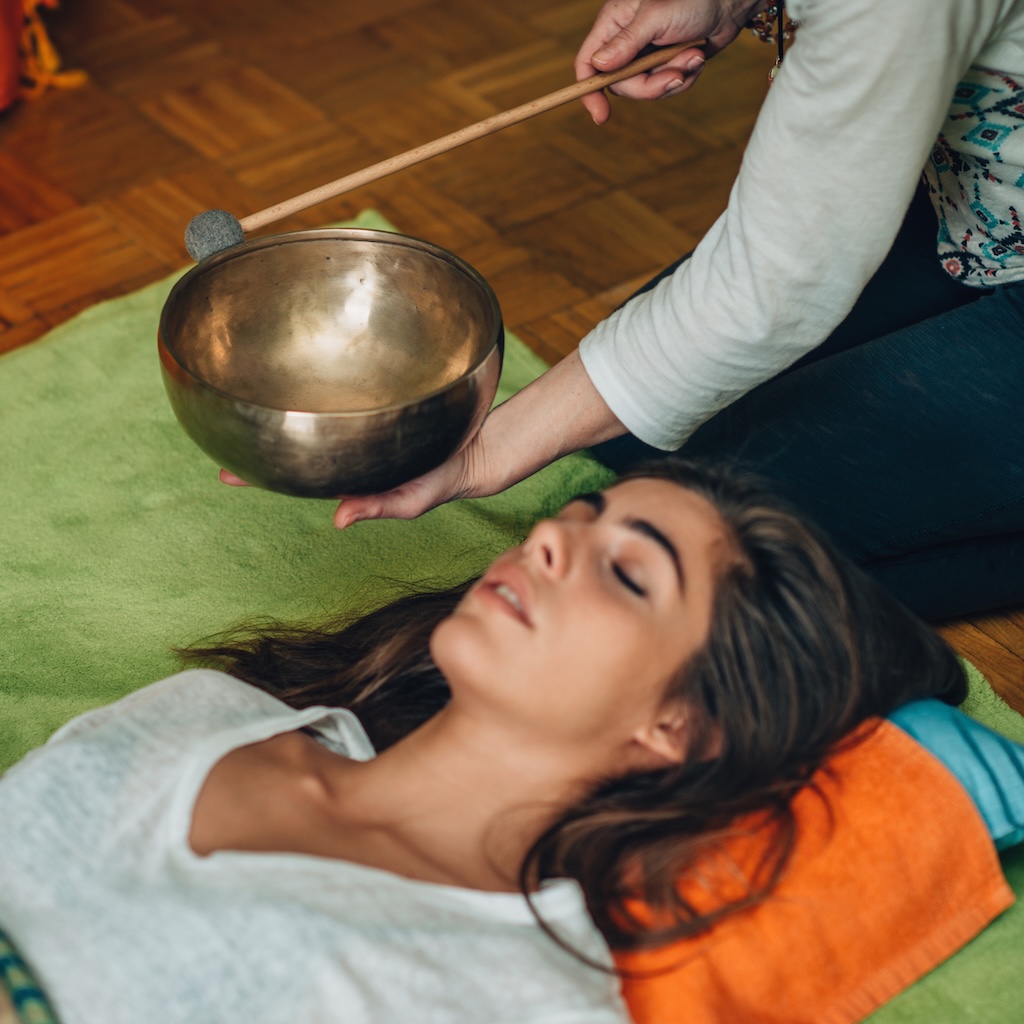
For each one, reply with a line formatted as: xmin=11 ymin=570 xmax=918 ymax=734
xmin=181 ymin=459 xmax=965 ymax=954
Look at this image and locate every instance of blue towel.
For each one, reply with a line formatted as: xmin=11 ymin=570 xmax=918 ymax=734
xmin=890 ymin=699 xmax=1024 ymax=850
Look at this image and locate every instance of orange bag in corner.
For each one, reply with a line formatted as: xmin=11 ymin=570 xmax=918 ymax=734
xmin=14 ymin=0 xmax=85 ymax=104
xmin=615 ymin=720 xmax=1014 ymax=1024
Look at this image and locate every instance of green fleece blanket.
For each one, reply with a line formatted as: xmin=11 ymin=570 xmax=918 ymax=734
xmin=0 ymin=210 xmax=1020 ymax=1021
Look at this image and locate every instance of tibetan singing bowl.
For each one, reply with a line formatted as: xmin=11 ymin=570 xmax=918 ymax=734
xmin=158 ymin=228 xmax=504 ymax=497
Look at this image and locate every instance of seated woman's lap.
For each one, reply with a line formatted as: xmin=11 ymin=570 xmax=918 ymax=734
xmin=592 ymin=188 xmax=1024 ymax=619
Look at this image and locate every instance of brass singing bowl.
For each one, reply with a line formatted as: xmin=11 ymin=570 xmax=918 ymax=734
xmin=158 ymin=228 xmax=504 ymax=497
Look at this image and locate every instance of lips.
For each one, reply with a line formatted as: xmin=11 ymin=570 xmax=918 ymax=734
xmin=478 ymin=562 xmax=532 ymax=626
xmin=493 ymin=583 xmax=525 ymax=616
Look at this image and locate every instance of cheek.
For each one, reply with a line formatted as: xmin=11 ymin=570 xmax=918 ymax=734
xmin=531 ymin=613 xmax=679 ymax=735
xmin=567 ymin=604 xmax=656 ymax=675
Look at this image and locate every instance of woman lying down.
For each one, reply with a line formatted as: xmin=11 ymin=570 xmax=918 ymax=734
xmin=0 ymin=460 xmax=1002 ymax=1023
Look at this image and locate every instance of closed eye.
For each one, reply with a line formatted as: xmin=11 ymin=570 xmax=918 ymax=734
xmin=613 ymin=563 xmax=646 ymax=597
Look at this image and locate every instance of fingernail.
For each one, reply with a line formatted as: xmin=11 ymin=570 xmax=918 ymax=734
xmin=662 ymin=79 xmax=685 ymax=95
xmin=593 ymin=49 xmax=611 ymax=66
xmin=685 ymin=55 xmax=704 ymax=73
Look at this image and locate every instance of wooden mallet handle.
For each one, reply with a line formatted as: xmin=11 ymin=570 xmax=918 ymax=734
xmin=238 ymin=42 xmax=701 ymax=234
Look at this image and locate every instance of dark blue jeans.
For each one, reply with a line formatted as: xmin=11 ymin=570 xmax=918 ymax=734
xmin=592 ymin=187 xmax=1024 ymax=620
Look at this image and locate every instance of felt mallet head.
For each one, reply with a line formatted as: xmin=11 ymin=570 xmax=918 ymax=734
xmin=184 ymin=210 xmax=245 ymax=262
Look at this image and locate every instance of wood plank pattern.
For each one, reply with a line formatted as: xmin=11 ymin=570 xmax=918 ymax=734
xmin=139 ymin=67 xmax=329 ymax=159
xmin=0 ymin=0 xmax=1021 ymax=707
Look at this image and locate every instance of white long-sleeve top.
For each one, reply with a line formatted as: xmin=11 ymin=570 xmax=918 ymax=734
xmin=0 ymin=670 xmax=630 ymax=1024
xmin=579 ymin=0 xmax=1024 ymax=450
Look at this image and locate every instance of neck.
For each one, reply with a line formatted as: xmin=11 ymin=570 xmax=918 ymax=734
xmin=321 ymin=703 xmax=601 ymax=892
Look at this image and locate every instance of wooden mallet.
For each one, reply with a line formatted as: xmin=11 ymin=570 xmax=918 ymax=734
xmin=184 ymin=43 xmax=699 ymax=261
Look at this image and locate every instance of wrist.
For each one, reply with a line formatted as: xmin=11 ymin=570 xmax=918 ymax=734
xmin=467 ymin=350 xmax=627 ymax=498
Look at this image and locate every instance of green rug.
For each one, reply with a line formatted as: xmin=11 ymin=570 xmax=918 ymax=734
xmin=1 ymin=210 xmax=1021 ymax=1020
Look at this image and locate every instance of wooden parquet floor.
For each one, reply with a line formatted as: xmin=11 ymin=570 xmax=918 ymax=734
xmin=2 ymin=0 xmax=1022 ymax=711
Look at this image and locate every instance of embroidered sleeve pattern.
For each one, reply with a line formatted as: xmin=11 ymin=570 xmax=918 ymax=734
xmin=926 ymin=66 xmax=1024 ymax=285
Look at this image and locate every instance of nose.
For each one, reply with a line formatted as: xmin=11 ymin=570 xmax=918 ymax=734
xmin=522 ymin=518 xmax=572 ymax=579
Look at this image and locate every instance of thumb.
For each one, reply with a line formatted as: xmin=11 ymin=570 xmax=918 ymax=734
xmin=334 ymin=496 xmax=384 ymax=529
xmin=333 ymin=481 xmax=442 ymax=529
xmin=591 ymin=25 xmax=646 ymax=71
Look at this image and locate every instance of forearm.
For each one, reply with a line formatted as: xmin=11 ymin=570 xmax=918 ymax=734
xmin=469 ymin=349 xmax=627 ymax=496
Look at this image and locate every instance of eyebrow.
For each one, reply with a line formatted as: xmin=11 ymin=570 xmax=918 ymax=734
xmin=571 ymin=492 xmax=685 ymax=589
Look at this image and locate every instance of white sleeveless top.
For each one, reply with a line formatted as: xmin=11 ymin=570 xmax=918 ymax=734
xmin=0 ymin=670 xmax=629 ymax=1024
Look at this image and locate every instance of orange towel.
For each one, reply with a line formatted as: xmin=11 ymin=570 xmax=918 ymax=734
xmin=615 ymin=719 xmax=1014 ymax=1024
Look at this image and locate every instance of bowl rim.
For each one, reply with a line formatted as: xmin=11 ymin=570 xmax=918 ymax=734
xmin=158 ymin=227 xmax=504 ymax=418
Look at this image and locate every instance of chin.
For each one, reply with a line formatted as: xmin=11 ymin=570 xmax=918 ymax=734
xmin=429 ymin=612 xmax=502 ymax=695
xmin=429 ymin=612 xmax=483 ymax=672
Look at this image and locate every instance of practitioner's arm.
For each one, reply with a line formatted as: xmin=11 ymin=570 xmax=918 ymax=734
xmin=331 ymin=349 xmax=625 ymax=528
